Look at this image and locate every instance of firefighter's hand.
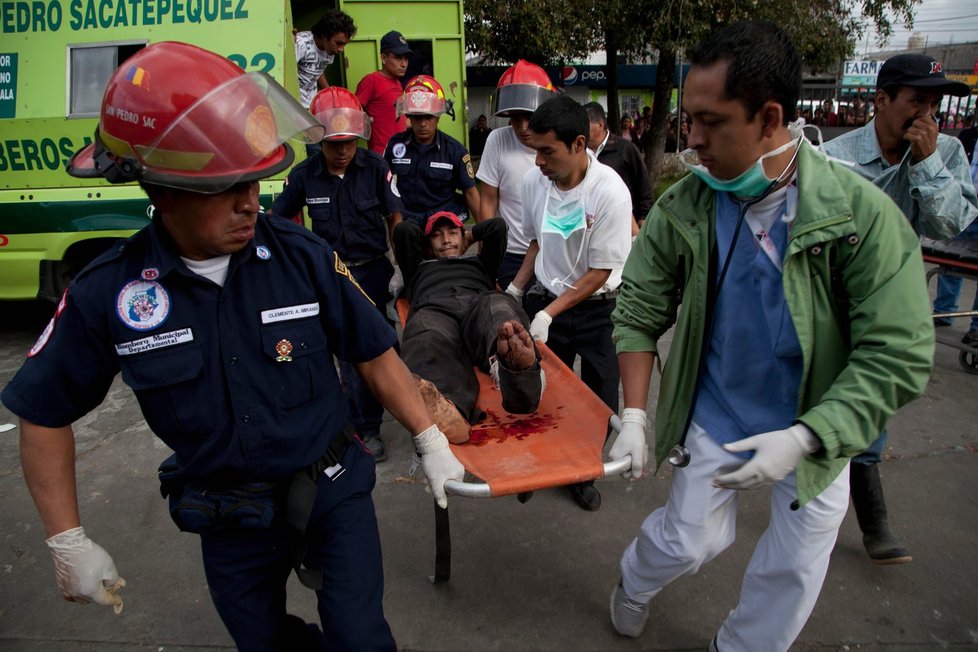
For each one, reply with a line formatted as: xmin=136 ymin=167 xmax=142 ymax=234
xmin=46 ymin=527 xmax=125 ymax=614
xmin=388 ymin=266 xmax=404 ymax=297
xmin=414 ymin=425 xmax=465 ymax=508
xmin=714 ymin=424 xmax=820 ymax=490
xmin=610 ymin=408 xmax=649 ymax=479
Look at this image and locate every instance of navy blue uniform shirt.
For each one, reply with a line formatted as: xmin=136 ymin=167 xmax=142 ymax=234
xmin=384 ymin=129 xmax=476 ymax=222
xmin=1 ymin=215 xmax=396 ymax=482
xmin=271 ymin=147 xmax=401 ymax=263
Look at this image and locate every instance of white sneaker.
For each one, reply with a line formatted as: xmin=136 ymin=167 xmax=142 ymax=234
xmin=610 ymin=580 xmax=649 ymax=637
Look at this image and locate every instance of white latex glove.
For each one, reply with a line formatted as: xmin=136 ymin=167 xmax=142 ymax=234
xmin=46 ymin=526 xmax=126 ymax=614
xmin=504 ymin=283 xmax=524 ymax=299
xmin=714 ymin=424 xmax=821 ymax=490
xmin=610 ymin=408 xmax=649 ymax=479
xmin=388 ymin=266 xmax=404 ymax=297
xmin=529 ymin=310 xmax=552 ymax=343
xmin=414 ymin=424 xmax=465 ymax=508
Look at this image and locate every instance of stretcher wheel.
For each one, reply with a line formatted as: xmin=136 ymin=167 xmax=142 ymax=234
xmin=959 ymin=350 xmax=978 ymax=375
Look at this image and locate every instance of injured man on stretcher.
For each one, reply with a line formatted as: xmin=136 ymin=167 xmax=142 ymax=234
xmin=393 ymin=212 xmax=546 ymax=444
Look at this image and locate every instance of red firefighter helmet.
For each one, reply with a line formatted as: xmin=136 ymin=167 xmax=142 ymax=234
xmin=396 ymin=74 xmax=448 ymax=117
xmin=490 ymin=60 xmax=555 ymax=118
xmin=309 ymin=87 xmax=372 ymax=142
xmin=67 ymin=41 xmax=325 ymax=194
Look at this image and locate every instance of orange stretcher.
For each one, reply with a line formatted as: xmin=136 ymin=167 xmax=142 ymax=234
xmin=396 ymin=299 xmax=628 ymax=582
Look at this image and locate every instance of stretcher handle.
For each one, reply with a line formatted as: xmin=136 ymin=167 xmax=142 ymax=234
xmin=444 ymin=415 xmax=627 ymax=498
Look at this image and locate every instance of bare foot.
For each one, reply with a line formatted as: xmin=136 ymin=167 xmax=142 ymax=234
xmin=414 ymin=374 xmax=470 ymax=444
xmin=496 ymin=320 xmax=537 ymax=370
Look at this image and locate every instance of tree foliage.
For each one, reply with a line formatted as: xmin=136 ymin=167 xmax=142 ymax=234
xmin=463 ymin=0 xmax=922 ymax=186
xmin=463 ymin=0 xmax=601 ymax=66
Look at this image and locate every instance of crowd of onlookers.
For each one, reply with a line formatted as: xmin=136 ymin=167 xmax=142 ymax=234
xmin=567 ymin=92 xmax=977 ymax=157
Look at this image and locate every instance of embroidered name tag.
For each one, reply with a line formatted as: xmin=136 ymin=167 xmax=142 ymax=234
xmin=260 ymin=302 xmax=321 ymax=324
xmin=429 ymin=162 xmax=453 ymax=170
xmin=115 ymin=327 xmax=194 ymax=356
xmin=392 ymin=157 xmax=411 ymax=165
xmin=306 ymin=197 xmax=330 ymax=205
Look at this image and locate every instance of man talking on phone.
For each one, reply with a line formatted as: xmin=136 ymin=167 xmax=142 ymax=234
xmin=822 ymin=53 xmax=977 ymax=565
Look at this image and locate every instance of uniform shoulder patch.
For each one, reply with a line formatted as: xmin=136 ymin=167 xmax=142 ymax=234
xmin=28 ymin=290 xmax=69 ymax=358
xmin=333 ymin=252 xmax=375 ymax=306
xmin=463 ymin=153 xmax=475 ymax=179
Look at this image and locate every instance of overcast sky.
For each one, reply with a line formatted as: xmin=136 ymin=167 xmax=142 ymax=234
xmin=862 ymin=0 xmax=978 ymax=54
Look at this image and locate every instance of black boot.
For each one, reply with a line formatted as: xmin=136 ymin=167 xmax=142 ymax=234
xmin=849 ymin=463 xmax=912 ymax=564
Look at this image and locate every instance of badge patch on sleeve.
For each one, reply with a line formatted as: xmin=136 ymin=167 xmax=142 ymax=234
xmin=28 ymin=290 xmax=69 ymax=357
xmin=463 ymin=153 xmax=475 ymax=179
xmin=334 ymin=252 xmax=375 ymax=306
xmin=116 ymin=280 xmax=171 ymax=331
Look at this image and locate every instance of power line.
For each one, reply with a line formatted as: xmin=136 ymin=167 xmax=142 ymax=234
xmin=914 ymin=13 xmax=978 ymax=23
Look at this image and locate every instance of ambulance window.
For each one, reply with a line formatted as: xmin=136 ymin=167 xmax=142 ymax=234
xmin=404 ymin=40 xmax=434 ymax=82
xmin=68 ymin=43 xmax=145 ymax=118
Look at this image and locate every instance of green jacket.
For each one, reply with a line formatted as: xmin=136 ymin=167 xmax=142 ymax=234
xmin=613 ymin=142 xmax=934 ymax=505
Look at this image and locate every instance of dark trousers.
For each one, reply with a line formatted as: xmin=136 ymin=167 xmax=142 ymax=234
xmin=496 ymin=251 xmax=526 ymax=291
xmin=199 ymin=444 xmax=395 ymax=652
xmin=337 ymin=256 xmax=394 ymax=439
xmin=524 ymin=291 xmax=620 ymax=414
xmin=401 ymin=291 xmax=531 ymax=421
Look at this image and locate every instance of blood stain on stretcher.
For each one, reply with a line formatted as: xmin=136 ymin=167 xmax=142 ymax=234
xmin=467 ymin=409 xmax=559 ymax=446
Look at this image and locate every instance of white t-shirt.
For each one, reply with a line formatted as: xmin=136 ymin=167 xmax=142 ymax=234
xmin=295 ymin=31 xmax=335 ymax=108
xmin=521 ymin=151 xmax=632 ymax=297
xmin=476 ymin=126 xmax=537 ymax=254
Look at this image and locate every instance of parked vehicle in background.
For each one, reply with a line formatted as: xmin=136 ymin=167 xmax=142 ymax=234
xmin=0 ymin=0 xmax=467 ymax=301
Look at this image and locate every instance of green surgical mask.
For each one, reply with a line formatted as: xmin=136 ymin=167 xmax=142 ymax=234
xmin=681 ymin=127 xmax=802 ymax=199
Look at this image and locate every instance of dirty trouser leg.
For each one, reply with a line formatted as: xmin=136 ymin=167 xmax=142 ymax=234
xmin=715 ymin=456 xmax=849 ymax=652
xmin=401 ymin=305 xmax=480 ymax=422
xmin=461 ymin=292 xmax=542 ymax=414
xmin=620 ymin=423 xmax=739 ymax=604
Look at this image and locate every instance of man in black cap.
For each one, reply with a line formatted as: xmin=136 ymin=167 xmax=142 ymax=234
xmin=823 ymin=53 xmax=978 ymax=566
xmin=823 ymin=53 xmax=977 ymax=240
xmin=355 ymin=30 xmax=412 ymax=154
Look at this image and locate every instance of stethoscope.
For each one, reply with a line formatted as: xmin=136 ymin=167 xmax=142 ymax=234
xmin=668 ymin=146 xmax=801 ymax=468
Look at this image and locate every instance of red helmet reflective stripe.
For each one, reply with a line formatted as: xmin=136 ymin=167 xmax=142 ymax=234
xmin=396 ymin=74 xmax=447 ymax=117
xmin=491 ymin=60 xmax=555 ymax=118
xmin=309 ymin=86 xmax=372 ymax=142
xmin=67 ymin=41 xmax=324 ymax=194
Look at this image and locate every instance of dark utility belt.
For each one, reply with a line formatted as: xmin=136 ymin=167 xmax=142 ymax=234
xmin=344 ymin=253 xmax=388 ymax=268
xmin=157 ymin=426 xmax=356 ymax=591
xmin=530 ymin=285 xmax=620 ymax=302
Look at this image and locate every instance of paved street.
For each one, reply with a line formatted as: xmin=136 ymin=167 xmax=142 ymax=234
xmin=1 ymin=287 xmax=976 ymax=651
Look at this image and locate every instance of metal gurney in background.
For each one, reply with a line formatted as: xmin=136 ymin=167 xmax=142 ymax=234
xmin=921 ymin=236 xmax=978 ymax=374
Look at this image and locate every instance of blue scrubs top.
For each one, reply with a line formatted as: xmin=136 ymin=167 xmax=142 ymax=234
xmin=692 ymin=190 xmax=804 ymax=453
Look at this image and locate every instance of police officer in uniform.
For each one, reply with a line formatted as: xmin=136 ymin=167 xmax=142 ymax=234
xmin=272 ymin=86 xmax=401 ymax=461
xmin=1 ymin=43 xmax=463 ymax=652
xmin=385 ymin=75 xmax=480 ymax=226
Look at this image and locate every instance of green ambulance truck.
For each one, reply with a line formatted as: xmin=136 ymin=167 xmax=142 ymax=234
xmin=0 ymin=0 xmax=467 ymax=301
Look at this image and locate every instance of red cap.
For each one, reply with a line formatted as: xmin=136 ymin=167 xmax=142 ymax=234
xmin=424 ymin=210 xmax=464 ymax=235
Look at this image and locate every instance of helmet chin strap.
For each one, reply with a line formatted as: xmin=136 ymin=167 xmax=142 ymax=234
xmin=91 ymin=133 xmax=142 ymax=184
